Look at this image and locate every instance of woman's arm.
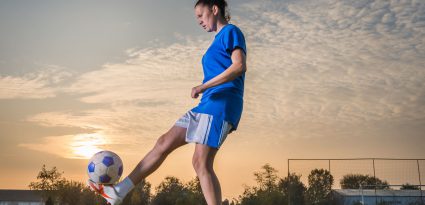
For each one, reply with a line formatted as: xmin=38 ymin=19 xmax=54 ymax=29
xmin=191 ymin=48 xmax=247 ymax=98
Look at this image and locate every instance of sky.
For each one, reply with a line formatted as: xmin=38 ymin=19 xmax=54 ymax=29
xmin=1 ymin=0 xmax=425 ymax=200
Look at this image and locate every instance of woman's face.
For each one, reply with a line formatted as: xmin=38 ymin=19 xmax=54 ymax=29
xmin=195 ymin=4 xmax=217 ymax=32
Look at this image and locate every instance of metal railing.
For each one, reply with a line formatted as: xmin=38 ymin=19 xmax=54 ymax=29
xmin=356 ymin=184 xmax=425 ymax=205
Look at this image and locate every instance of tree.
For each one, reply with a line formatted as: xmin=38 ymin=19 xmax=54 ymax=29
xmin=254 ymin=164 xmax=279 ymax=192
xmin=29 ymin=165 xmax=66 ymax=191
xmin=151 ymin=176 xmax=196 ymax=205
xmin=279 ymin=173 xmax=306 ymax=205
xmin=29 ymin=165 xmax=106 ymax=205
xmin=29 ymin=165 xmax=66 ymax=203
xmin=400 ymin=183 xmax=420 ymax=190
xmin=340 ymin=174 xmax=389 ymax=189
xmin=56 ymin=180 xmax=86 ymax=205
xmin=238 ymin=164 xmax=285 ymax=205
xmin=305 ymin=169 xmax=334 ymax=205
xmin=186 ymin=177 xmax=207 ymax=205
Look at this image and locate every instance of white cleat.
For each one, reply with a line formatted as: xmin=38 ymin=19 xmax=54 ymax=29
xmin=87 ymin=179 xmax=123 ymax=205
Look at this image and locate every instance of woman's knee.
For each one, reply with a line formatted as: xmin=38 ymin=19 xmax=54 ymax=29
xmin=192 ymin=153 xmax=213 ymax=174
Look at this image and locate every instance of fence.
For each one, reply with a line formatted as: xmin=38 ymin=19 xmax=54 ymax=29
xmin=287 ymin=158 xmax=425 ymax=205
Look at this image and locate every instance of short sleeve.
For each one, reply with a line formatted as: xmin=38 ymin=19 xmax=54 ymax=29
xmin=223 ymin=26 xmax=247 ymax=56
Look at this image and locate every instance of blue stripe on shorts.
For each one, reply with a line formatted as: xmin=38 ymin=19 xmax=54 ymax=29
xmin=175 ymin=111 xmax=232 ymax=149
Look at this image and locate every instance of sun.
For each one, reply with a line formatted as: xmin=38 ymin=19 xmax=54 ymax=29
xmin=70 ymin=133 xmax=107 ymax=159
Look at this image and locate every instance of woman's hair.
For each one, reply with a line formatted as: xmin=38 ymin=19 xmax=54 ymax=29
xmin=195 ymin=0 xmax=230 ymax=21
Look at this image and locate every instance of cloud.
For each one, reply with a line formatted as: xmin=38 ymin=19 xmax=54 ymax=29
xmin=18 ymin=0 xmax=425 ymax=158
xmin=230 ymin=0 xmax=425 ymax=139
xmin=19 ymin=133 xmax=107 ymax=159
xmin=0 ymin=65 xmax=72 ymax=99
xmin=24 ymin=37 xmax=213 ymax=158
xmin=65 ymin=38 xmax=210 ymax=104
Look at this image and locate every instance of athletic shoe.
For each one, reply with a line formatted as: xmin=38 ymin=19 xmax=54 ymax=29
xmin=87 ymin=179 xmax=123 ymax=205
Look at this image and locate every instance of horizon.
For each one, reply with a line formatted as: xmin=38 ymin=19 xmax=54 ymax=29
xmin=3 ymin=158 xmax=425 ymax=199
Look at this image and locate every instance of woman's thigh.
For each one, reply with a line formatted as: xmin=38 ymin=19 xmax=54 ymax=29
xmin=155 ymin=126 xmax=188 ymax=153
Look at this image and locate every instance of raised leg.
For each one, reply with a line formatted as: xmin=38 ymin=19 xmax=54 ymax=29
xmin=128 ymin=126 xmax=187 ymax=184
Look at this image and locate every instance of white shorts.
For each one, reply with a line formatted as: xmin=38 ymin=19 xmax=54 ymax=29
xmin=175 ymin=111 xmax=233 ymax=149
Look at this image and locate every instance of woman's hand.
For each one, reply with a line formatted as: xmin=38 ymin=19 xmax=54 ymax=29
xmin=191 ymin=84 xmax=205 ymax=99
xmin=191 ymin=49 xmax=246 ymax=99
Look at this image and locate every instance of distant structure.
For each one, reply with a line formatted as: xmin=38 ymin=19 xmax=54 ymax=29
xmin=288 ymin=158 xmax=425 ymax=205
xmin=333 ymin=189 xmax=425 ymax=205
xmin=0 ymin=190 xmax=44 ymax=205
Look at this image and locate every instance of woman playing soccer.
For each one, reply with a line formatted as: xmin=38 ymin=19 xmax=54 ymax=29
xmin=88 ymin=0 xmax=247 ymax=204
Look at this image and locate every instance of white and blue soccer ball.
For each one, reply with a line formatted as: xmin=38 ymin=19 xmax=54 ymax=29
xmin=87 ymin=150 xmax=123 ymax=184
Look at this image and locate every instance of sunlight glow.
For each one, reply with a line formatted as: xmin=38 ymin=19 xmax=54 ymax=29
xmin=70 ymin=133 xmax=107 ymax=159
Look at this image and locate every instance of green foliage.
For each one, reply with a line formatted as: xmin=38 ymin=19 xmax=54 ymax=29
xmin=400 ymin=183 xmax=420 ymax=190
xmin=185 ymin=177 xmax=207 ymax=205
xmin=254 ymin=164 xmax=279 ymax=192
xmin=151 ymin=176 xmax=186 ymax=205
xmin=237 ymin=164 xmax=286 ymax=205
xmin=238 ymin=188 xmax=286 ymax=205
xmin=29 ymin=165 xmax=106 ymax=205
xmin=29 ymin=163 xmax=349 ymax=205
xmin=56 ymin=180 xmax=86 ymax=205
xmin=29 ymin=164 xmax=65 ymax=203
xmin=121 ymin=179 xmax=151 ymax=205
xmin=305 ymin=169 xmax=334 ymax=205
xmin=29 ymin=165 xmax=66 ymax=191
xmin=30 ymin=165 xmax=212 ymax=205
xmin=279 ymin=173 xmax=306 ymax=205
xmin=151 ymin=176 xmax=207 ymax=205
xmin=340 ymin=174 xmax=389 ymax=189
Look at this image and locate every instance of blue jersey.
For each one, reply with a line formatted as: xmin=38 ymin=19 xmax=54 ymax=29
xmin=192 ymin=24 xmax=247 ymax=131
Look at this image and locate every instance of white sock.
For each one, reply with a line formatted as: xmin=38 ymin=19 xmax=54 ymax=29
xmin=115 ymin=177 xmax=135 ymax=197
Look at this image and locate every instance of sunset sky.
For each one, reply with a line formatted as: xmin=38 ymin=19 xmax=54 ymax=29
xmin=1 ymin=0 xmax=425 ymax=200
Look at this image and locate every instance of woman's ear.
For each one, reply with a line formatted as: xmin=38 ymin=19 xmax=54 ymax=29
xmin=212 ymin=5 xmax=219 ymax=16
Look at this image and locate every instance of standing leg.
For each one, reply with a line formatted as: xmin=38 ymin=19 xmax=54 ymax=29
xmin=192 ymin=144 xmax=221 ymax=205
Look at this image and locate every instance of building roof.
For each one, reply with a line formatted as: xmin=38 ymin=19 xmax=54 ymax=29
xmin=333 ymin=189 xmax=425 ymax=197
xmin=0 ymin=190 xmax=44 ymax=202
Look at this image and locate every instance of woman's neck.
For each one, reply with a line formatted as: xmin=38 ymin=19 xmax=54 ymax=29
xmin=215 ymin=19 xmax=229 ymax=33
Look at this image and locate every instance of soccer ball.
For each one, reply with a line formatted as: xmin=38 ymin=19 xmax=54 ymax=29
xmin=87 ymin=150 xmax=123 ymax=184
